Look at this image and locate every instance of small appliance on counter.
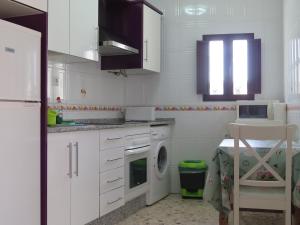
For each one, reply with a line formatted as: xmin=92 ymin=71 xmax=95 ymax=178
xmin=125 ymin=106 xmax=156 ymax=122
xmin=235 ymin=100 xmax=287 ymax=125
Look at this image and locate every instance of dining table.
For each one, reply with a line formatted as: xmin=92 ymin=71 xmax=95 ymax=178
xmin=204 ymin=139 xmax=300 ymax=225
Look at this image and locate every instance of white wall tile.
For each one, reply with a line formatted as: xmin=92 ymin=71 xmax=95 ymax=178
xmin=170 ymin=166 xmax=181 ymax=193
xmin=49 ymin=0 xmax=285 ymax=193
xmin=48 ymin=61 xmax=126 ymax=106
xmin=284 ymin=0 xmax=300 ymax=103
xmin=126 ymin=0 xmax=284 ymax=192
xmin=48 ymin=60 xmax=126 ymax=119
xmin=170 ymin=137 xmax=221 ymax=166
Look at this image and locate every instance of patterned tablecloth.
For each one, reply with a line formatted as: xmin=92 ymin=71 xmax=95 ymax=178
xmin=204 ymin=139 xmax=300 ymax=214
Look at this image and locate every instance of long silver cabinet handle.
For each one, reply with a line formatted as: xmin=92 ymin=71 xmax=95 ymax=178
xmin=107 ymin=177 xmax=123 ymax=184
xmin=144 ymin=40 xmax=148 ymax=61
xmin=95 ymin=27 xmax=99 ymax=51
xmin=106 ymin=157 xmax=123 ymax=162
xmin=107 ymin=197 xmax=122 ymax=205
xmin=67 ymin=143 xmax=73 ymax=178
xmin=106 ymin=137 xmax=122 ymax=141
xmin=74 ymin=142 xmax=79 ymax=176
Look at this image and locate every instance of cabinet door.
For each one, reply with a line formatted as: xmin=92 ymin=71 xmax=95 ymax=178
xmin=48 ymin=133 xmax=72 ymax=225
xmin=71 ymin=131 xmax=100 ymax=225
xmin=143 ymin=5 xmax=161 ymax=73
xmin=48 ymin=0 xmax=70 ymax=54
xmin=14 ymin=0 xmax=48 ymax=11
xmin=70 ymin=0 xmax=99 ymax=61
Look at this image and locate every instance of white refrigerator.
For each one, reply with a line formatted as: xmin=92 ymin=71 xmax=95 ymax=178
xmin=0 ymin=19 xmax=41 ymax=225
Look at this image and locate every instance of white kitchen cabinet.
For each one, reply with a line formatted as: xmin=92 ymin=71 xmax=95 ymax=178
xmin=100 ymin=129 xmax=125 ymax=150
xmin=99 ymin=1 xmax=162 ymax=74
xmin=70 ymin=131 xmax=100 ymax=225
xmin=48 ymin=131 xmax=99 ymax=225
xmin=100 ymin=186 xmax=124 ymax=217
xmin=47 ymin=132 xmax=70 ymax=225
xmin=14 ymin=0 xmax=47 ymax=12
xmin=70 ymin=0 xmax=98 ymax=61
xmin=143 ymin=4 xmax=161 ymax=73
xmin=48 ymin=0 xmax=69 ymax=54
xmin=100 ymin=167 xmax=124 ymax=194
xmin=100 ymin=147 xmax=125 ymax=172
xmin=99 ymin=129 xmax=125 ymax=217
xmin=48 ymin=0 xmax=99 ymax=61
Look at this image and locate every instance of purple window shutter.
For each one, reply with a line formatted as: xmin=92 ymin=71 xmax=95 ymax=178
xmin=248 ymin=39 xmax=261 ymax=94
xmin=197 ymin=41 xmax=209 ymax=94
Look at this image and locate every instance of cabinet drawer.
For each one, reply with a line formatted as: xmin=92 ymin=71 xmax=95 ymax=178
xmin=100 ymin=187 xmax=124 ymax=217
xmin=100 ymin=147 xmax=124 ymax=172
xmin=125 ymin=126 xmax=150 ymax=137
xmin=100 ymin=167 xmax=124 ymax=194
xmin=100 ymin=129 xmax=125 ymax=150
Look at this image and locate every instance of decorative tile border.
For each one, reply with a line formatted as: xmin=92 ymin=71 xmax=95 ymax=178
xmin=48 ymin=104 xmax=123 ymax=112
xmin=287 ymin=104 xmax=300 ymax=111
xmin=155 ymin=105 xmax=236 ymax=111
xmin=48 ymin=104 xmax=236 ymax=112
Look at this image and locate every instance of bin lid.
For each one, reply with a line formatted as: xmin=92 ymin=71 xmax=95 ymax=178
xmin=178 ymin=160 xmax=207 ymax=171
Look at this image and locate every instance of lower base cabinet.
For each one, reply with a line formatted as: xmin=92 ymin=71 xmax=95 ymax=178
xmin=48 ymin=131 xmax=100 ymax=225
xmin=100 ymin=186 xmax=125 ymax=217
xmin=99 ymin=129 xmax=126 ymax=217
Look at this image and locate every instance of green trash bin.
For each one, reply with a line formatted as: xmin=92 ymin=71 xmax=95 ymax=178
xmin=178 ymin=160 xmax=207 ymax=199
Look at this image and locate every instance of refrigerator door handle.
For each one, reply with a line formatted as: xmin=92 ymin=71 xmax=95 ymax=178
xmin=74 ymin=142 xmax=79 ymax=177
xmin=67 ymin=143 xmax=73 ymax=178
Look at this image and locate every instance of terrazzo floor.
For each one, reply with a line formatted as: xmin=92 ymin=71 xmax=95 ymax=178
xmin=116 ymin=195 xmax=284 ymax=225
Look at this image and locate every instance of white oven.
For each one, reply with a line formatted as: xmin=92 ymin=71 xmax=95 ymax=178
xmin=125 ymin=131 xmax=151 ymax=202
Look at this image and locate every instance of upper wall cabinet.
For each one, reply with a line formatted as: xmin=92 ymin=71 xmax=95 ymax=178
xmin=48 ymin=0 xmax=99 ymax=62
xmin=70 ymin=0 xmax=98 ymax=61
xmin=14 ymin=0 xmax=47 ymax=12
xmin=100 ymin=1 xmax=162 ymax=74
xmin=143 ymin=4 xmax=161 ymax=73
xmin=48 ymin=0 xmax=69 ymax=55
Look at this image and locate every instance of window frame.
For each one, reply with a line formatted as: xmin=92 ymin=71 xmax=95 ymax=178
xmin=199 ymin=33 xmax=258 ymax=101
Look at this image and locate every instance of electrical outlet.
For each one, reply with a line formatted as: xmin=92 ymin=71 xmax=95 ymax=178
xmin=81 ymin=88 xmax=87 ymax=97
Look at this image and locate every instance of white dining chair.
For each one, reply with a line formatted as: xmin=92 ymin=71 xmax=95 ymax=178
xmin=229 ymin=123 xmax=296 ymax=225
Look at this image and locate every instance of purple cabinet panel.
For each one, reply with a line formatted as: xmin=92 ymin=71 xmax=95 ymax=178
xmin=100 ymin=0 xmax=162 ymax=70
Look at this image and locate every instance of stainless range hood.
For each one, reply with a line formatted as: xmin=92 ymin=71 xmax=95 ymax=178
xmin=99 ymin=40 xmax=139 ymax=56
xmin=98 ymin=28 xmax=139 ymax=56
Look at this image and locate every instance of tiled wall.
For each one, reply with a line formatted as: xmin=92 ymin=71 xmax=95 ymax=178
xmin=48 ymin=0 xmax=285 ymax=193
xmin=284 ymin=0 xmax=300 ymax=103
xmin=287 ymin=105 xmax=300 ymax=141
xmin=125 ymin=0 xmax=284 ymax=193
xmin=283 ymin=0 xmax=300 ymax=139
xmin=48 ymin=61 xmax=125 ymax=119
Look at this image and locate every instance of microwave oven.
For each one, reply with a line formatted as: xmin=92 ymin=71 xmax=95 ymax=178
xmin=235 ymin=100 xmax=286 ymax=125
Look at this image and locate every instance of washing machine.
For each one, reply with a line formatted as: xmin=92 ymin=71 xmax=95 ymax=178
xmin=146 ymin=125 xmax=171 ymax=205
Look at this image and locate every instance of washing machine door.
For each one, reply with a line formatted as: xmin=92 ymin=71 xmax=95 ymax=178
xmin=154 ymin=141 xmax=169 ymax=179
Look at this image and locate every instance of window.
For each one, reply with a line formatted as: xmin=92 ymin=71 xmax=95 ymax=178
xmin=197 ymin=33 xmax=261 ymax=101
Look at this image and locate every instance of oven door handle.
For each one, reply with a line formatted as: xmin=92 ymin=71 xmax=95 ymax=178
xmin=125 ymin=146 xmax=150 ymax=156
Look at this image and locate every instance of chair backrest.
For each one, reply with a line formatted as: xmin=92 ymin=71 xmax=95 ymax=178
xmin=229 ymin=123 xmax=295 ymax=187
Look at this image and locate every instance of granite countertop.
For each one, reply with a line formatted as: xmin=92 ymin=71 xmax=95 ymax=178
xmin=48 ymin=118 xmax=175 ymax=133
